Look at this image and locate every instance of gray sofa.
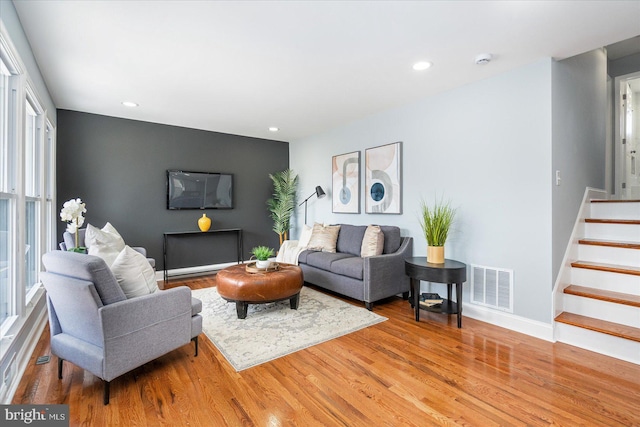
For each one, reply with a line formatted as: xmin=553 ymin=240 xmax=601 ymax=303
xmin=298 ymin=225 xmax=413 ymax=310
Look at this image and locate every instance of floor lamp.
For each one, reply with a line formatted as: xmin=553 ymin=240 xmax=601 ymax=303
xmin=299 ymin=186 xmax=326 ymax=224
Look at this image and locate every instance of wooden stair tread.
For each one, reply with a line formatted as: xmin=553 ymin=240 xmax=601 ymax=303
xmin=564 ymin=285 xmax=640 ymax=307
xmin=584 ymin=218 xmax=640 ymax=225
xmin=578 ymin=238 xmax=640 ymax=250
xmin=555 ymin=312 xmax=640 ymax=342
xmin=571 ymin=261 xmax=640 ymax=276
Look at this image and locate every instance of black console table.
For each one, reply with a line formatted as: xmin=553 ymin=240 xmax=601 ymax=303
xmin=163 ymin=228 xmax=243 ymax=283
xmin=404 ymin=257 xmax=467 ymax=328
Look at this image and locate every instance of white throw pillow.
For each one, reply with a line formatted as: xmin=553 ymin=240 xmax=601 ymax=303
xmin=86 ymin=222 xmax=126 ymax=266
xmin=298 ymin=224 xmax=313 ymax=248
xmin=307 ymin=223 xmax=341 ymax=253
xmin=111 ymin=245 xmax=159 ymax=298
xmin=361 ymin=225 xmax=385 ymax=257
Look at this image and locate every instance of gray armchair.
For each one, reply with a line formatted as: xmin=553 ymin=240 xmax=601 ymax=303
xmin=59 ymin=228 xmax=155 ymax=269
xmin=41 ymin=250 xmax=202 ymax=404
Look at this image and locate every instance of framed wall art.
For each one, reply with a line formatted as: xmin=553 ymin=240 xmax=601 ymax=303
xmin=365 ymin=141 xmax=402 ymax=214
xmin=332 ymin=151 xmax=360 ymax=214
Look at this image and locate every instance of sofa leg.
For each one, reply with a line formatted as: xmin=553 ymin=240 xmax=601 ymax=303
xmin=192 ymin=336 xmax=199 ymax=357
xmin=58 ymin=358 xmax=64 ymax=379
xmin=402 ymin=291 xmax=409 ymax=300
xmin=103 ymin=381 xmax=110 ymax=405
xmin=365 ymin=302 xmax=373 ymax=311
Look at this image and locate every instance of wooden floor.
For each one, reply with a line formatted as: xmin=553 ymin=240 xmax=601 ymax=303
xmin=13 ymin=275 xmax=640 ymax=426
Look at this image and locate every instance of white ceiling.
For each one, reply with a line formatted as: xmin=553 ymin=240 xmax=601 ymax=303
xmin=12 ymin=0 xmax=640 ymax=142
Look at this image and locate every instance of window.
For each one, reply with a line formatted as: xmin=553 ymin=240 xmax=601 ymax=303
xmin=0 ymin=29 xmax=55 ymax=337
xmin=24 ymin=98 xmax=42 ymax=296
xmin=0 ymin=59 xmax=10 ymax=188
xmin=0 ymin=198 xmax=9 ymax=326
xmin=0 ymin=57 xmax=15 ymax=327
xmin=45 ymin=122 xmax=55 ymax=252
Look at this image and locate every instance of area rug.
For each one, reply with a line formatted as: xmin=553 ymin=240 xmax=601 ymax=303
xmin=192 ymin=286 xmax=387 ymax=371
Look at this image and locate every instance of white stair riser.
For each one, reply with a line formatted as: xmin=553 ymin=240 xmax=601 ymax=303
xmin=590 ymin=202 xmax=640 ymax=220
xmin=563 ymin=294 xmax=639 ymax=327
xmin=556 ymin=198 xmax=640 ymax=364
xmin=555 ymin=322 xmax=640 ymax=365
xmin=571 ymin=268 xmax=640 ymax=295
xmin=584 ymin=223 xmax=640 ymax=241
xmin=578 ymin=244 xmax=640 ymax=267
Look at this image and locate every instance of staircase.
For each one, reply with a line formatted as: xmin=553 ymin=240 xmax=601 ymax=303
xmin=554 ymin=198 xmax=640 ymax=364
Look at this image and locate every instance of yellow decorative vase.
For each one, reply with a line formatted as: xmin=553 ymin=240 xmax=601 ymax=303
xmin=198 ymin=213 xmax=211 ymax=232
xmin=427 ymin=246 xmax=445 ymax=264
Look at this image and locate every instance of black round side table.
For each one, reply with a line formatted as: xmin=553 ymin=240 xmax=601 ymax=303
xmin=404 ymin=257 xmax=467 ymax=328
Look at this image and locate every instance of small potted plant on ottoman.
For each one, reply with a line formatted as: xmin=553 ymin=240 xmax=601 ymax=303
xmin=251 ymin=246 xmax=275 ymax=269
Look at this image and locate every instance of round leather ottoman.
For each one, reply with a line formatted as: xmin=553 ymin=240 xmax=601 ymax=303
xmin=216 ymin=263 xmax=303 ymax=319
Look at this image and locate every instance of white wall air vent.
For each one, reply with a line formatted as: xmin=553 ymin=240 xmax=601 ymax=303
xmin=471 ymin=265 xmax=514 ymax=313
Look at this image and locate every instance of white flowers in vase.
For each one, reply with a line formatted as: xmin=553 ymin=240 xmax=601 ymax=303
xmin=60 ymin=198 xmax=86 ymax=251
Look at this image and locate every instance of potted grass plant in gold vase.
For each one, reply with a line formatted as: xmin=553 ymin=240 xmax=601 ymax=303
xmin=419 ymin=197 xmax=456 ymax=264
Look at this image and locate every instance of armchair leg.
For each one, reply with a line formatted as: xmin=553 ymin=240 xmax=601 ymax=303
xmin=103 ymin=381 xmax=110 ymax=405
xmin=58 ymin=358 xmax=64 ymax=379
xmin=192 ymin=336 xmax=199 ymax=357
xmin=402 ymin=291 xmax=409 ymax=300
xmin=365 ymin=302 xmax=373 ymax=311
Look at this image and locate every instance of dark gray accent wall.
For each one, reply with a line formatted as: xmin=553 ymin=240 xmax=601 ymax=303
xmin=56 ymin=110 xmax=289 ymax=270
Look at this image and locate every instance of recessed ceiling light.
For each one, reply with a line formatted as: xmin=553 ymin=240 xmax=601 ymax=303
xmin=412 ymin=61 xmax=432 ymax=71
xmin=122 ymin=101 xmax=138 ymax=107
xmin=269 ymin=127 xmax=279 ymax=132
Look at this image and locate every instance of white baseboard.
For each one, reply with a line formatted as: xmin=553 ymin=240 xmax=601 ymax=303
xmin=156 ymin=261 xmax=244 ymax=282
xmin=463 ymin=303 xmax=554 ymax=342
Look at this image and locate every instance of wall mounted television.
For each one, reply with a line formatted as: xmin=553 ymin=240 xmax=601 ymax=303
xmin=167 ymin=170 xmax=233 ymax=209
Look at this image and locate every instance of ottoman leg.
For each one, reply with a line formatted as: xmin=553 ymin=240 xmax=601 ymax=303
xmin=236 ymin=301 xmax=248 ymax=319
xmin=290 ymin=293 xmax=300 ymax=310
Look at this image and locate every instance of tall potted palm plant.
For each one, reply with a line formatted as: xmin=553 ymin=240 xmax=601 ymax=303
xmin=419 ymin=197 xmax=456 ymax=264
xmin=267 ymin=169 xmax=298 ymax=245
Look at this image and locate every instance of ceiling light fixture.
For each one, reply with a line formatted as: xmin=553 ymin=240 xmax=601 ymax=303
xmin=412 ymin=61 xmax=432 ymax=71
xmin=122 ymin=101 xmax=139 ymax=107
xmin=269 ymin=127 xmax=279 ymax=132
xmin=475 ymin=53 xmax=492 ymax=65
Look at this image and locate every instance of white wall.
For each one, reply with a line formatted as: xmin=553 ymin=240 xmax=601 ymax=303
xmin=609 ymin=52 xmax=640 ymax=79
xmin=292 ymin=59 xmax=554 ymax=324
xmin=1 ymin=0 xmax=56 ymax=124
xmin=552 ymin=49 xmax=607 ymax=278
